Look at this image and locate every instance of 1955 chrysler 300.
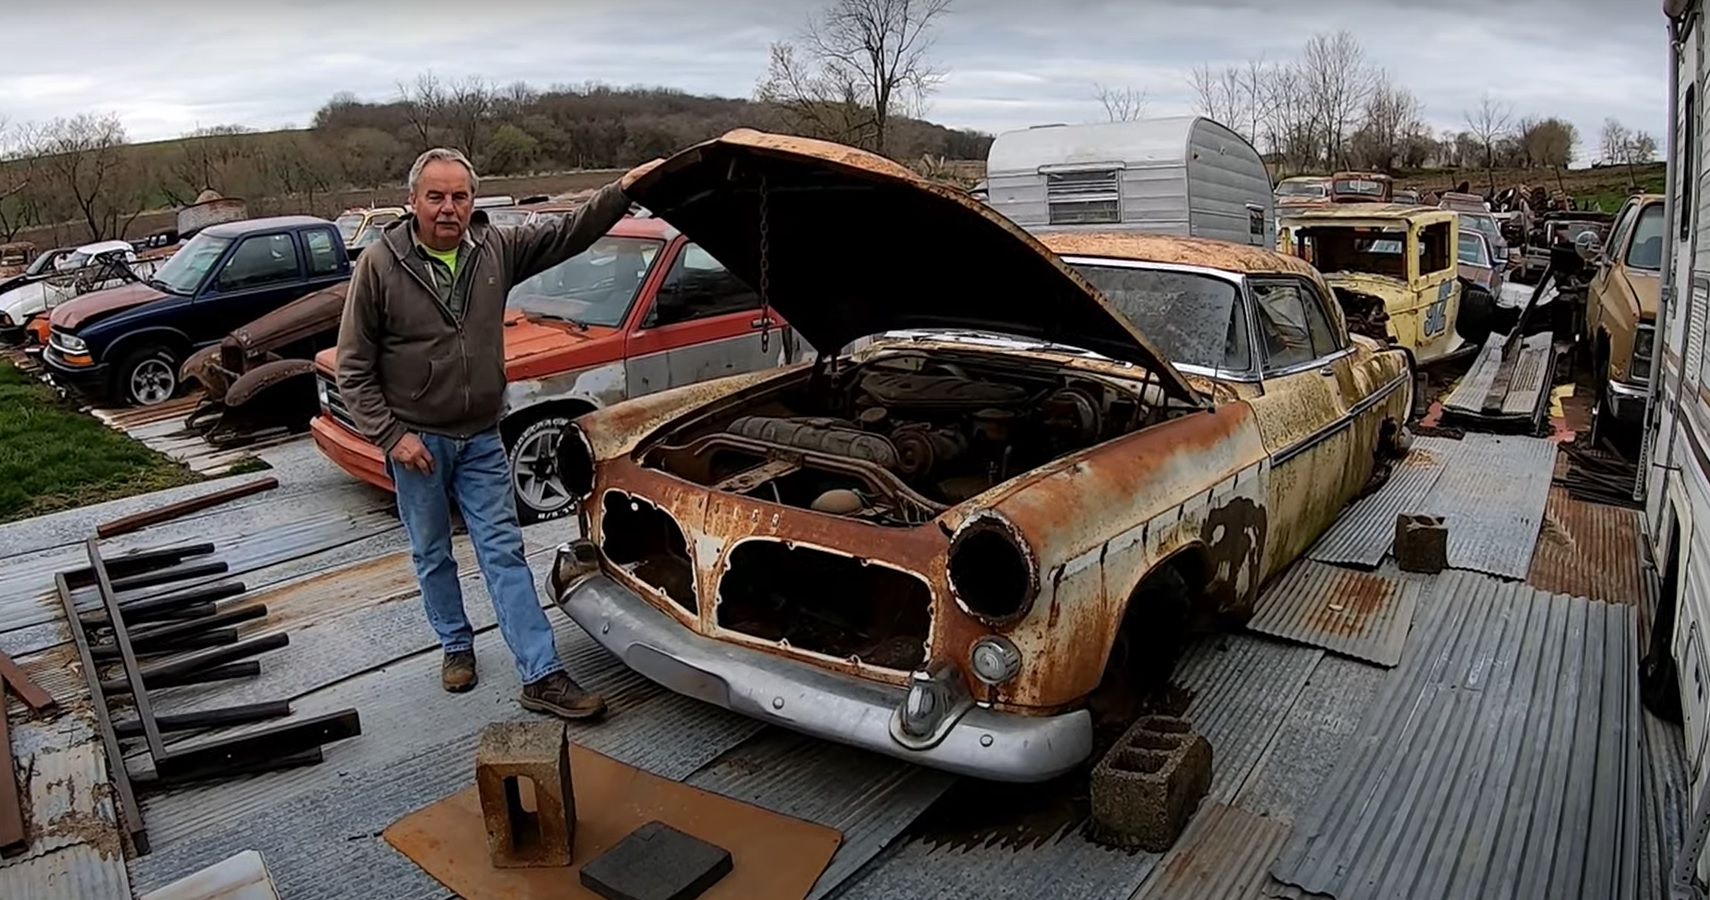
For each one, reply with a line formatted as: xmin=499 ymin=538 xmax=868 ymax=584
xmin=548 ymin=130 xmax=1415 ymax=782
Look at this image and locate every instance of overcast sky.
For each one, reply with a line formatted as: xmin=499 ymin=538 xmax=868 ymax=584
xmin=0 ymin=0 xmax=1670 ymax=164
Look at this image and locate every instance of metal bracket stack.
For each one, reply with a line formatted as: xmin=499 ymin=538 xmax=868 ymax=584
xmin=58 ymin=537 xmax=362 ymax=854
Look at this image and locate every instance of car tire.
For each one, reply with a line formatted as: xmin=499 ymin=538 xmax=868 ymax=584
xmin=505 ymin=414 xmax=579 ymax=526
xmin=114 ymin=344 xmax=180 ymax=407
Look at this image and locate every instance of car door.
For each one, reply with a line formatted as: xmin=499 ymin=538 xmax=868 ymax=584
xmin=1244 ymin=275 xmax=1359 ymax=577
xmin=624 ymin=242 xmax=780 ymax=397
xmin=1588 ymin=197 xmax=1642 ymax=344
xmin=199 ymin=231 xmax=305 ymax=342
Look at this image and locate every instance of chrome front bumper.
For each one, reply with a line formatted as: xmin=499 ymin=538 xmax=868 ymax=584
xmin=556 ymin=570 xmax=1093 ymax=783
xmin=1608 ymin=379 xmax=1648 ymax=423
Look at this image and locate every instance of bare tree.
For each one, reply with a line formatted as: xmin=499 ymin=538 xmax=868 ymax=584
xmin=33 ymin=113 xmax=141 ymax=241
xmin=1631 ymin=130 xmax=1659 ymax=164
xmin=1298 ymin=31 xmax=1373 ymax=169
xmin=445 ymin=76 xmax=496 ymax=166
xmin=1600 ymin=118 xmax=1632 ymax=166
xmin=1357 ymin=75 xmax=1424 ymax=172
xmin=1189 ymin=62 xmax=1263 ymax=144
xmin=1463 ymin=93 xmax=1513 ymax=191
xmin=757 ymin=0 xmax=954 ymax=155
xmin=1093 ymin=83 xmax=1147 ymax=123
xmin=398 ymin=72 xmax=447 ymax=149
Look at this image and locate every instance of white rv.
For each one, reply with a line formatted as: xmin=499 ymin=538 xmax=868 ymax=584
xmin=984 ymin=116 xmax=1274 ymax=246
xmin=1647 ymin=1 xmax=1710 ymax=889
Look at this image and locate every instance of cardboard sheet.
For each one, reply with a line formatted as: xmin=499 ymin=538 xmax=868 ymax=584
xmin=385 ymin=743 xmax=842 ymax=900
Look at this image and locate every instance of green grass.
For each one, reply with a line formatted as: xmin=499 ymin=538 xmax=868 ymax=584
xmin=0 ymin=359 xmax=201 ymax=523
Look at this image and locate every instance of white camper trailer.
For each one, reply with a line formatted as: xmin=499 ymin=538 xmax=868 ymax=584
xmin=984 ymin=116 xmax=1274 ymax=246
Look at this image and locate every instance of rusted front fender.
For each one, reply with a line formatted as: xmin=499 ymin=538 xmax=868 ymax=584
xmin=943 ymin=403 xmax=1271 ymax=709
xmin=180 ymin=343 xmax=235 ymax=399
xmin=226 ymin=358 xmax=316 ymax=407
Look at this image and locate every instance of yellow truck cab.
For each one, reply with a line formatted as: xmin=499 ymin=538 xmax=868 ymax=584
xmin=1277 ymin=205 xmax=1467 ymax=366
xmin=1583 ymin=192 xmax=1664 ymax=434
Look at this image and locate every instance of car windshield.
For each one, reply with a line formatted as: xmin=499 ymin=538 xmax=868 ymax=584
xmin=1336 ymin=179 xmax=1386 ymax=197
xmin=150 ymin=233 xmax=231 ymax=294
xmin=1292 ymin=226 xmax=1408 ymax=280
xmin=335 ymin=214 xmax=364 ymax=241
xmin=1458 ymin=234 xmax=1489 ymax=266
xmin=1070 ymin=263 xmax=1250 ymax=372
xmin=1278 ymin=181 xmax=1327 ymax=198
xmin=1626 ymin=204 xmax=1665 ymax=270
xmin=484 ymin=209 xmax=531 ymax=228
xmin=506 ymin=236 xmax=663 ymax=327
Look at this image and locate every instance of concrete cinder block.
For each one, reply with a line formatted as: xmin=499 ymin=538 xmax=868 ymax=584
xmin=476 ymin=721 xmax=575 ymax=868
xmin=1090 ymin=715 xmax=1212 ymax=852
xmin=1395 ymin=513 xmax=1448 ymax=574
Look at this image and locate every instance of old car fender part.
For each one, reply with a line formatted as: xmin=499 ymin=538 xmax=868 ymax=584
xmin=225 ymin=359 xmax=316 ymax=408
xmin=558 ymin=573 xmax=1093 ymax=782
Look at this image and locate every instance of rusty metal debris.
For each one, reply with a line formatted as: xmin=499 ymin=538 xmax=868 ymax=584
xmin=96 ymin=478 xmax=279 ymax=538
xmin=0 ymin=649 xmax=55 ymax=856
xmin=57 ymin=538 xmax=362 ymax=854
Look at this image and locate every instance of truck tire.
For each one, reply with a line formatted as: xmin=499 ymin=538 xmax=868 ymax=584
xmin=1455 ymin=282 xmax=1497 ymax=346
xmin=114 ymin=344 xmax=180 ymax=407
xmin=505 ymin=413 xmax=579 ymax=526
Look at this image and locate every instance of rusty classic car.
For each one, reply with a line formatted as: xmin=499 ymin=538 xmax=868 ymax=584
xmin=546 ymin=130 xmax=1415 ymax=782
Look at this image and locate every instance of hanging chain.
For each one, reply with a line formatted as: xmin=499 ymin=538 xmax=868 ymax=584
xmin=758 ymin=175 xmax=772 ymax=354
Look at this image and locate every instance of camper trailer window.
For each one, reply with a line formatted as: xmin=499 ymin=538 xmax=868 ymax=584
xmin=1046 ymin=169 xmax=1121 ymax=225
xmin=1070 ymin=264 xmax=1250 ymax=372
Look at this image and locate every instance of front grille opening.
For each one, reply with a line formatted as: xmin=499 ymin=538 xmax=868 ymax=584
xmin=717 ymin=541 xmax=930 ymax=670
xmin=601 ymin=492 xmax=696 ymax=613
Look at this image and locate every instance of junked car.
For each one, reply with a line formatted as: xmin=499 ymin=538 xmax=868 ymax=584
xmin=336 ymin=206 xmax=407 ymax=252
xmin=1 ymin=241 xmax=154 ymax=346
xmin=1582 ymin=193 xmax=1664 ymax=437
xmin=311 ymin=214 xmax=797 ymax=524
xmin=1439 ymin=193 xmax=1510 ymax=271
xmin=1329 ymin=171 xmax=1394 ymax=204
xmin=546 ymin=130 xmax=1415 ymax=782
xmin=1277 ymin=205 xmax=1481 ymax=364
xmin=1275 ymin=176 xmax=1330 ymax=208
xmin=1457 ymin=229 xmax=1504 ymax=296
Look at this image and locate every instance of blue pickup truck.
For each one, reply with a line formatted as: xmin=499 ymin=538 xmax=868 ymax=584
xmin=44 ymin=216 xmax=350 ymax=406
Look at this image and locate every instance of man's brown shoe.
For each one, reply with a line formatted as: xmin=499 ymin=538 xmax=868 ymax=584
xmin=442 ymin=651 xmax=478 ymax=693
xmin=519 ymin=671 xmax=607 ymax=720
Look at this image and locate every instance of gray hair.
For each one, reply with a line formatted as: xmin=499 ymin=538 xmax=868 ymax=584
xmin=407 ymin=147 xmax=480 ymax=196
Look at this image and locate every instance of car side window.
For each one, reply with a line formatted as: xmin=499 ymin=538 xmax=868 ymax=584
xmin=1606 ymin=200 xmax=1640 ymax=258
xmin=649 ymin=243 xmax=758 ymax=327
xmin=304 ymin=229 xmax=343 ymax=276
xmin=217 ymin=233 xmax=299 ymax=290
xmin=1298 ymin=280 xmax=1344 ymax=355
xmin=1250 ymin=279 xmax=1317 ymax=372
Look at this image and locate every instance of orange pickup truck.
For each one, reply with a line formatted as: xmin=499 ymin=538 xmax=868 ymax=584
xmin=311 ymin=215 xmax=796 ymax=523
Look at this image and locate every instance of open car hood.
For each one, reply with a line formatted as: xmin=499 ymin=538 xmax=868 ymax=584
xmin=626 ymin=129 xmax=1199 ymax=402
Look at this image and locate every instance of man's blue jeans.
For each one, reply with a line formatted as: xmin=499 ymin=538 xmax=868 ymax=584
xmin=386 ymin=428 xmax=564 ymax=685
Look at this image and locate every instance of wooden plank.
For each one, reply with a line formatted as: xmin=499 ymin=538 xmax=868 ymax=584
xmin=97 ymin=478 xmax=280 ymax=538
xmin=0 ymin=681 xmax=22 ymax=854
xmin=0 ymin=648 xmax=54 ymax=710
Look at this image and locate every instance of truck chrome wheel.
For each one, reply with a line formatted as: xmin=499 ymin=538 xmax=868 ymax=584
xmin=509 ymin=415 xmax=575 ymax=524
xmin=126 ymin=356 xmax=178 ymax=406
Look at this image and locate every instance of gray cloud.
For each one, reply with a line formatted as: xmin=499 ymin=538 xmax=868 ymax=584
xmin=0 ymin=0 xmax=1667 ymax=165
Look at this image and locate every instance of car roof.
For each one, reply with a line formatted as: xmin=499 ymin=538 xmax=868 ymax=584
xmin=1040 ymin=232 xmax=1320 ymax=278
xmin=202 ymin=215 xmax=333 ymax=238
xmin=74 ymin=239 xmax=133 ymax=253
xmin=1280 ymin=204 xmax=1453 ymax=223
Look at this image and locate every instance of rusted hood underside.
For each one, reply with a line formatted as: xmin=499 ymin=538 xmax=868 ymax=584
xmin=626 ymin=128 xmax=1199 ymax=402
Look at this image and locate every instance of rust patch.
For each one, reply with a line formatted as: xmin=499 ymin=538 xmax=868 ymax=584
xmin=1308 ymin=571 xmax=1392 ymax=636
xmin=1200 ymin=497 xmax=1267 ymax=621
xmin=1040 ymin=231 xmax=1320 ymax=278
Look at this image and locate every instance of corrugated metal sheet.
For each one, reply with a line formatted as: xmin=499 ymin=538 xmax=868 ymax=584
xmin=1227 ymin=654 xmax=1388 ymax=823
xmin=835 ymin=636 xmax=1323 ymax=900
xmin=89 ymin=395 xmax=305 ymax=478
xmin=1441 ymin=333 xmax=1555 ymax=423
xmin=682 ymin=729 xmax=956 ymax=900
xmin=1308 ymin=444 xmax=1448 ymax=568
xmin=1132 ymin=803 xmax=1290 ymax=900
xmin=1418 ymin=433 xmax=1558 ymax=580
xmin=1246 ymin=559 xmax=1421 ymax=666
xmin=1269 ymin=571 xmax=1640 ymax=900
xmin=1640 ymin=711 xmax=1690 ymax=900
xmin=0 ymin=841 xmax=130 ymax=900
xmin=1527 ymin=487 xmax=1645 ymax=606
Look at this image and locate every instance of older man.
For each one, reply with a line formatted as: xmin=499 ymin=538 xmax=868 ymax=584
xmin=336 ymin=147 xmax=659 ymax=719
